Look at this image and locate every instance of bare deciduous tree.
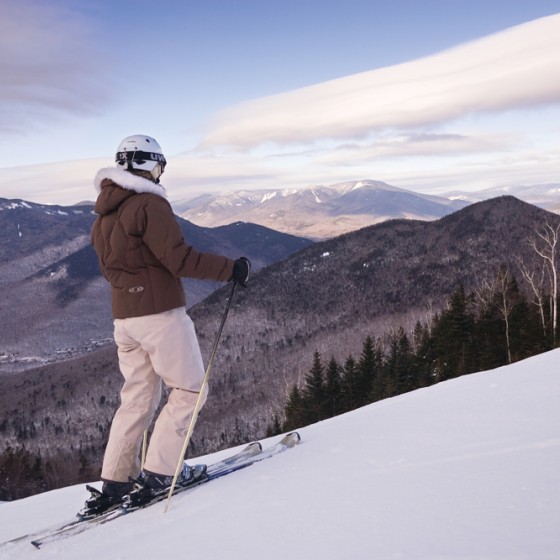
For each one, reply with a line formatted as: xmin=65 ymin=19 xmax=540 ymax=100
xmin=517 ymin=256 xmax=548 ymax=340
xmin=473 ymin=266 xmax=516 ymax=364
xmin=529 ymin=220 xmax=560 ymax=345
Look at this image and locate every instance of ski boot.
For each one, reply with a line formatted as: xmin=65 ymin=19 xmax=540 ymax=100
xmin=78 ymin=480 xmax=133 ymax=520
xmin=124 ymin=463 xmax=207 ymax=510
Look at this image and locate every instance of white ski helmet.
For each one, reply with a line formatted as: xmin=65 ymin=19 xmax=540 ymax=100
xmin=115 ymin=134 xmax=166 ymax=182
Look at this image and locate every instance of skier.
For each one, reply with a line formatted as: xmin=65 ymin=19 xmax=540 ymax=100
xmin=87 ymin=134 xmax=250 ymax=515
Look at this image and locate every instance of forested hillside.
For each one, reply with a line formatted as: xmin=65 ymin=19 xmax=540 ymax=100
xmin=1 ymin=196 xmax=558 ymax=500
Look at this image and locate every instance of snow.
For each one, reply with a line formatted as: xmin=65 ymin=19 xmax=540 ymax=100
xmin=1 ymin=349 xmax=559 ymax=559
xmin=44 ymin=210 xmax=69 ymax=216
xmin=261 ymin=191 xmax=278 ymax=203
xmin=312 ymin=189 xmax=323 ymax=203
xmin=1 ymin=202 xmax=32 ymax=211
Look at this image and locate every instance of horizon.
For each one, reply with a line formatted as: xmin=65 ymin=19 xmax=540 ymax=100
xmin=2 ymin=178 xmax=560 ymax=211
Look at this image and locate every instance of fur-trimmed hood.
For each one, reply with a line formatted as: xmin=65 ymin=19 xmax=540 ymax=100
xmin=94 ymin=167 xmax=167 ymax=199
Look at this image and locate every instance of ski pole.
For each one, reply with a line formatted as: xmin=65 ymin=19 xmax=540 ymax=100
xmin=141 ymin=430 xmax=148 ymax=470
xmin=164 ymin=281 xmax=237 ymax=513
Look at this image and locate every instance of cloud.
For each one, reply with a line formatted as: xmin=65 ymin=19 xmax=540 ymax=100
xmin=0 ymin=158 xmax=105 ymax=205
xmin=312 ymin=131 xmax=515 ymax=168
xmin=0 ymin=1 xmax=111 ymax=133
xmin=200 ymin=14 xmax=560 ymax=150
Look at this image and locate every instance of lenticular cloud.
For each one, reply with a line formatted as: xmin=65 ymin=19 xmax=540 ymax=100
xmin=202 ymin=14 xmax=560 ymax=148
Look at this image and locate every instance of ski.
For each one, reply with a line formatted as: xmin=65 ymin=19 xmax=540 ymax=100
xmin=123 ymin=431 xmax=301 ymax=514
xmin=0 ymin=438 xmax=262 ymax=550
xmin=25 ymin=440 xmax=263 ymax=548
xmin=26 ymin=432 xmax=300 ymax=549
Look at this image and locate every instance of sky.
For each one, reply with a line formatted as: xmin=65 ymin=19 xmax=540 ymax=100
xmin=1 ymin=347 xmax=559 ymax=558
xmin=1 ymin=0 xmax=560 ymax=205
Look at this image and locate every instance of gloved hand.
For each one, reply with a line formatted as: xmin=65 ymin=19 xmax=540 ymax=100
xmin=230 ymin=257 xmax=251 ymax=287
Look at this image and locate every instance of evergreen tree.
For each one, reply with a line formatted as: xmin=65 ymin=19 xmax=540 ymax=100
xmin=283 ymin=385 xmax=305 ymax=432
xmin=475 ymin=303 xmax=507 ymax=371
xmin=277 ymin=278 xmax=554 ymax=435
xmin=394 ymin=327 xmax=415 ymax=393
xmin=411 ymin=321 xmax=435 ymax=388
xmin=324 ymin=356 xmax=342 ymax=418
xmin=357 ymin=336 xmax=382 ymax=405
xmin=509 ymin=298 xmax=543 ymax=361
xmin=266 ymin=414 xmax=283 ymax=437
xmin=431 ymin=284 xmax=476 ymax=380
xmin=302 ymin=351 xmax=326 ymax=424
xmin=382 ymin=327 xmax=414 ymax=397
xmin=340 ymin=356 xmax=359 ymax=412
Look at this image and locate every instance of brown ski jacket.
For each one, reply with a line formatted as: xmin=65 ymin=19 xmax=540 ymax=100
xmin=91 ymin=167 xmax=233 ymax=319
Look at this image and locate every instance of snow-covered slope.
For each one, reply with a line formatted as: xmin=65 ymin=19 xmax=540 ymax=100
xmin=1 ymin=350 xmax=559 ymax=559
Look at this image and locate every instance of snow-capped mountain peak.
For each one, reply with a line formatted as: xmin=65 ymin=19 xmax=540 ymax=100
xmin=173 ymin=179 xmax=468 ymax=239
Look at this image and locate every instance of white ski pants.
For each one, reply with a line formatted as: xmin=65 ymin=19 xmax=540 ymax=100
xmin=101 ymin=307 xmax=207 ymax=482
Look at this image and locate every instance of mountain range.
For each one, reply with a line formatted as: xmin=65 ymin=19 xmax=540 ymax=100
xmin=2 ymin=195 xmax=558 ymax=489
xmin=174 ymin=180 xmax=469 ymax=239
xmin=173 ymin=179 xmax=560 ymax=239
